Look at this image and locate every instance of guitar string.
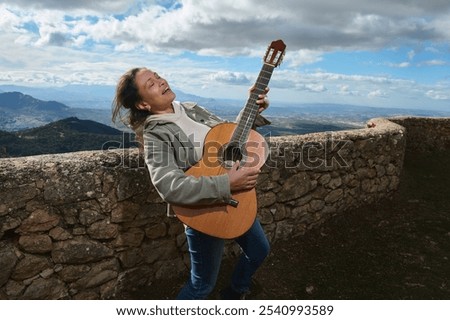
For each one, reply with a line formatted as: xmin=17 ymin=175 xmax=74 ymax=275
xmin=233 ymin=68 xmax=272 ymax=141
xmin=232 ymin=65 xmax=274 ymax=142
xmin=232 ymin=68 xmax=272 ymax=147
xmin=230 ymin=64 xmax=274 ymax=166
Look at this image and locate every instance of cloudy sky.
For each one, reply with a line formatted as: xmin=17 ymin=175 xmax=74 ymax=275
xmin=1 ymin=0 xmax=449 ymax=110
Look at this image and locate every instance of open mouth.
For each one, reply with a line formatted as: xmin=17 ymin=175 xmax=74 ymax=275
xmin=162 ymin=87 xmax=171 ymax=95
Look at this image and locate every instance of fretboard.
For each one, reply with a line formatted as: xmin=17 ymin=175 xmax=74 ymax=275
xmin=231 ymin=63 xmax=275 ymax=144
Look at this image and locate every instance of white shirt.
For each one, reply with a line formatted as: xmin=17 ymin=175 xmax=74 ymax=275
xmin=147 ymin=101 xmax=211 ymax=161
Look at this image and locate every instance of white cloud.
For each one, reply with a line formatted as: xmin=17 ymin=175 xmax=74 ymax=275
xmin=1 ymin=0 xmax=132 ymax=13
xmin=368 ymin=89 xmax=387 ymax=99
xmin=0 ymin=6 xmax=24 ymax=32
xmin=430 ymin=12 xmax=450 ymax=40
xmin=426 ymin=90 xmax=449 ymax=100
xmin=419 ymin=60 xmax=447 ymax=66
xmin=337 ymin=84 xmax=360 ymax=97
xmin=301 ymin=83 xmax=327 ymax=93
xmin=209 ymin=71 xmax=251 ymax=85
xmin=388 ymin=62 xmax=411 ymax=68
xmin=3 ymin=1 xmax=450 ymax=55
xmin=286 ymin=50 xmax=323 ymax=68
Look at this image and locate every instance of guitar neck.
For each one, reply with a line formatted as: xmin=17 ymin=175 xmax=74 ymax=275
xmin=231 ymin=63 xmax=275 ymax=144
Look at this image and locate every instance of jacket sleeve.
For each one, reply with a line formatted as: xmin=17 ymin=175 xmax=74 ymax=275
xmin=143 ymin=130 xmax=232 ymax=206
xmin=254 ymin=114 xmax=271 ymax=127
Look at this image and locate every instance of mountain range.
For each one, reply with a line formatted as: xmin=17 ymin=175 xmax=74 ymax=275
xmin=1 ymin=87 xmax=449 ymax=158
xmin=2 ymin=84 xmax=449 ymax=128
xmin=0 ymin=116 xmax=136 ymax=158
xmin=0 ymin=86 xmax=232 ymax=131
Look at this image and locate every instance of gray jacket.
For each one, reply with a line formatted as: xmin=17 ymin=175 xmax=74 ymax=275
xmin=143 ymin=102 xmax=270 ymax=215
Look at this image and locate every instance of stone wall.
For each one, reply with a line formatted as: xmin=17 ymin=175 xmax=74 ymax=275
xmin=0 ymin=116 xmax=431 ymax=299
xmin=389 ymin=117 xmax=450 ymax=153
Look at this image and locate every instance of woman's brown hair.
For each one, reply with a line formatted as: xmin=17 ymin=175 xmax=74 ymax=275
xmin=112 ymin=67 xmax=150 ymax=147
xmin=112 ymin=67 xmax=150 ymax=133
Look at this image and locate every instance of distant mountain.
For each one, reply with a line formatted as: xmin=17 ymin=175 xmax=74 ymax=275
xmin=0 ymin=91 xmax=70 ymax=112
xmin=1 ymin=87 xmax=449 ymax=144
xmin=0 ymin=91 xmax=119 ymax=131
xmin=0 ymin=84 xmax=115 ymax=109
xmin=0 ymin=117 xmax=136 ymax=158
xmin=0 ymin=86 xmax=227 ymax=130
xmin=0 ymin=92 xmax=75 ymax=131
xmin=0 ymin=84 xmax=219 ymax=110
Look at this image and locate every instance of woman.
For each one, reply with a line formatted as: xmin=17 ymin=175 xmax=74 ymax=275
xmin=112 ymin=67 xmax=270 ymax=299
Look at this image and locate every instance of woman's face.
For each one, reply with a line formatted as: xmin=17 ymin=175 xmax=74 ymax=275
xmin=135 ymin=68 xmax=176 ymax=114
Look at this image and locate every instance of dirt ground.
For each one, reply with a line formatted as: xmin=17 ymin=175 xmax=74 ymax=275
xmin=139 ymin=150 xmax=450 ymax=300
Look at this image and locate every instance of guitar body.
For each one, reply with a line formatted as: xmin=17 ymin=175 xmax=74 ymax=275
xmin=172 ymin=123 xmax=269 ymax=239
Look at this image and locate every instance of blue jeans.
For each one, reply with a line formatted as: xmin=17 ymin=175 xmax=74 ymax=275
xmin=177 ymin=219 xmax=270 ymax=300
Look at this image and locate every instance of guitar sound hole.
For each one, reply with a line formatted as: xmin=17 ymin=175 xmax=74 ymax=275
xmin=221 ymin=142 xmax=243 ymax=168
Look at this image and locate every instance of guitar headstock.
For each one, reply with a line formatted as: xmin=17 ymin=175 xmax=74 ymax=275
xmin=263 ymin=39 xmax=286 ymax=67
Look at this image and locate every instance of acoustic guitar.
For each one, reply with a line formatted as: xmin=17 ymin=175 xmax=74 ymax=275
xmin=172 ymin=40 xmax=286 ymax=239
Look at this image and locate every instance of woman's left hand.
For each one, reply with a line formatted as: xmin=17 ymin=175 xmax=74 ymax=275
xmin=250 ymin=86 xmax=270 ymax=113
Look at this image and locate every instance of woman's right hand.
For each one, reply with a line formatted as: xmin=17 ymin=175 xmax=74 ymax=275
xmin=227 ymin=161 xmax=261 ymax=192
